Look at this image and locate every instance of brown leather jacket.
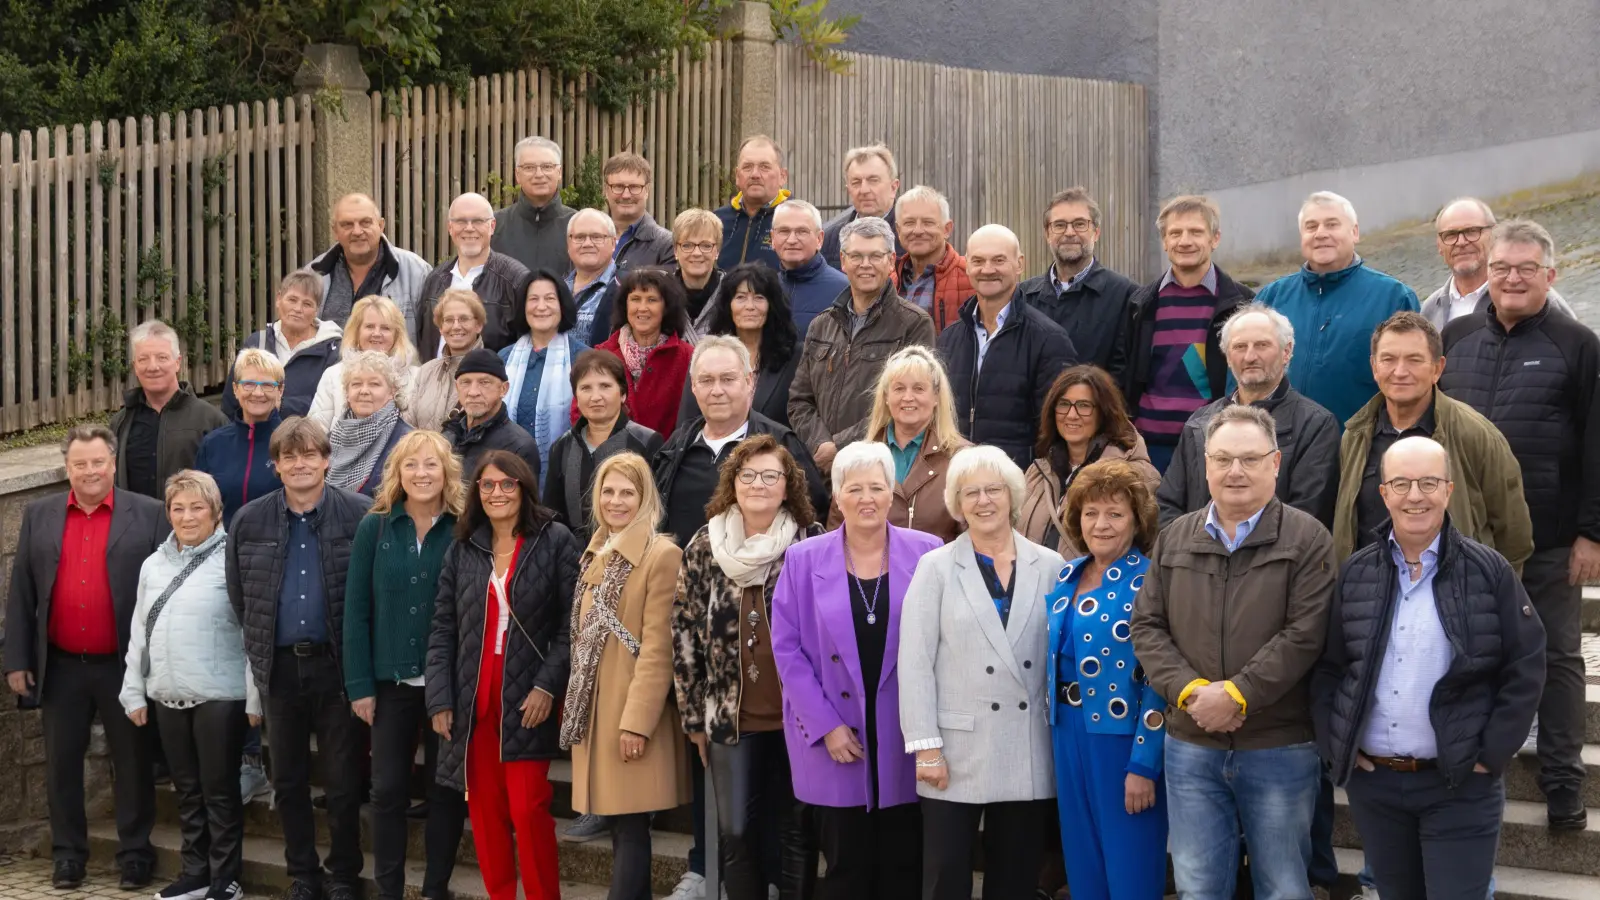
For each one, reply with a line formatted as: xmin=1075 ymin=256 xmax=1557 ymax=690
xmin=827 ymin=432 xmax=968 ymax=543
xmin=1130 ymin=498 xmax=1335 ymax=750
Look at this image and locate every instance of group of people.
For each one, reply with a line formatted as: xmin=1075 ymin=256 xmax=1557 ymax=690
xmin=1 ymin=130 xmax=1594 ymax=900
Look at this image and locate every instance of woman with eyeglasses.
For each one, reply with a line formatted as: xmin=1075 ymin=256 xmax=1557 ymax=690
xmin=1020 ymin=366 xmax=1159 ymax=558
xmin=678 ymin=263 xmax=801 ymax=428
xmin=673 ymin=208 xmax=726 ymax=328
xmin=196 ymin=347 xmax=287 ymax=526
xmin=898 ymin=445 xmax=1064 ymax=900
xmin=408 ymin=288 xmax=488 ymax=431
xmin=671 ymin=435 xmax=823 ymax=900
xmin=427 ymin=450 xmax=581 ymax=900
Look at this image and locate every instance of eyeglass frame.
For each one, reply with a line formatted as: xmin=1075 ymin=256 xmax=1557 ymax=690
xmin=1437 ymin=225 xmax=1491 ymax=246
xmin=736 ymin=468 xmax=784 ymax=486
xmin=1045 ymin=218 xmax=1096 ymax=236
xmin=478 ymin=477 xmax=521 ymax=494
xmin=1204 ymin=452 xmax=1276 ymax=472
xmin=1380 ymin=476 xmax=1450 ymax=495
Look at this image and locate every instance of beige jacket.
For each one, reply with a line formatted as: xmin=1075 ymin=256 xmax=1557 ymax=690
xmin=1018 ymin=434 xmax=1159 ymax=557
xmin=404 ymin=340 xmax=481 ymax=432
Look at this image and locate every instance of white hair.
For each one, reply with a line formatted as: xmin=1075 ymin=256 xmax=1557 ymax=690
xmin=1435 ymin=196 xmax=1495 ymax=228
xmin=942 ymin=445 xmax=1026 ymax=527
xmin=1220 ymin=303 xmax=1295 ymax=351
xmin=894 ymin=185 xmax=951 ymax=224
xmin=690 ymin=334 xmax=753 ymax=379
xmin=967 ymin=223 xmax=1022 ymax=255
xmin=839 ymin=216 xmax=896 ymax=253
xmin=568 ymin=207 xmax=617 ymax=238
xmin=830 ymin=441 xmax=896 ymax=497
xmin=1299 ymin=191 xmax=1357 ymax=227
xmin=514 ymin=136 xmax=562 ymax=164
xmin=341 ymin=349 xmax=401 ymax=393
xmin=775 ymin=199 xmax=824 ymax=231
xmin=129 ymin=319 xmax=182 ymax=358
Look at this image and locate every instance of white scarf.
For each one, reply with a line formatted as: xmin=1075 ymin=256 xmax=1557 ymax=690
xmin=708 ymin=507 xmax=799 ymax=588
xmin=503 ymin=332 xmax=575 ymax=489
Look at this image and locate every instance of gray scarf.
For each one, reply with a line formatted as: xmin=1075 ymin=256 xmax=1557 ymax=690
xmin=328 ymin=401 xmax=400 ymax=491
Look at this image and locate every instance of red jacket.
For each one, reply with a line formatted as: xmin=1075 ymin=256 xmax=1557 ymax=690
xmin=596 ymin=333 xmax=694 ymax=438
xmin=897 ymin=244 xmax=974 ymax=333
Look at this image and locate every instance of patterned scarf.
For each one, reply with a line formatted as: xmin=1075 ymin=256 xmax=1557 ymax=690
xmin=503 ymin=332 xmax=574 ymax=489
xmin=559 ymin=545 xmax=642 ymax=749
xmin=327 ymin=401 xmax=400 ymax=491
xmin=616 ymin=326 xmax=663 ymax=381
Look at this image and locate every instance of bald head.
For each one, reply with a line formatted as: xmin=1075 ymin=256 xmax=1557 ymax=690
xmin=1435 ymin=197 xmax=1497 ymax=281
xmin=447 ymin=193 xmax=496 ymax=260
xmin=967 ymin=224 xmax=1025 ymax=303
xmin=331 ymin=193 xmax=386 ymax=263
xmin=1382 ymin=435 xmax=1451 ymax=482
xmin=1381 ymin=435 xmax=1453 ymax=544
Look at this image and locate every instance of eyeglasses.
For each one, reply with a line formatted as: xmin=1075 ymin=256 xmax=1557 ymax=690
xmin=1382 ymin=476 xmax=1449 ymax=495
xmin=516 ymin=163 xmax=559 ymax=175
xmin=1205 ymin=453 xmax=1272 ymax=471
xmin=236 ymin=379 xmax=282 ymax=393
xmin=1488 ymin=262 xmax=1546 ymax=280
xmin=1055 ymin=399 xmax=1096 ymax=417
xmin=1046 ymin=218 xmax=1095 ymax=236
xmin=959 ymin=483 xmax=1007 ymax=502
xmin=478 ymin=477 xmax=520 ymax=494
xmin=737 ymin=468 xmax=783 ymax=486
xmin=441 ymin=315 xmax=478 ymax=328
xmin=842 ymin=250 xmax=893 ymax=266
xmin=677 ymin=241 xmax=717 ymax=255
xmin=1438 ymin=225 xmax=1490 ymax=246
xmin=606 ymin=182 xmax=647 ymax=196
xmin=771 ymin=227 xmax=815 ymax=241
xmin=449 ymin=216 xmax=492 ymax=229
xmin=570 ymin=233 xmax=612 ymax=246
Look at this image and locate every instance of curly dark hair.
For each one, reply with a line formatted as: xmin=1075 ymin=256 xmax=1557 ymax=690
xmin=702 ymin=433 xmax=816 ymax=527
xmin=607 ymin=267 xmax=691 ymax=338
xmin=704 ymin=263 xmax=799 ymax=371
xmin=1061 ymin=459 xmax=1160 ymax=556
xmin=456 ymin=450 xmax=553 ymax=540
xmin=1034 ymin=364 xmax=1139 ymax=462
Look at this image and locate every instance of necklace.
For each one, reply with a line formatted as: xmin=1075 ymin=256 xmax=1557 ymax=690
xmin=845 ymin=531 xmax=889 ymax=625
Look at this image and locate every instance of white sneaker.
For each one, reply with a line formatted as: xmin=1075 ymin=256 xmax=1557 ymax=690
xmin=768 ymin=886 xmax=778 ymax=900
xmin=667 ymin=872 xmax=707 ymax=900
xmin=1360 ymin=887 xmax=1380 ymax=900
xmin=1519 ymin=718 xmax=1540 ymax=757
xmin=206 ymin=882 xmax=244 ymax=900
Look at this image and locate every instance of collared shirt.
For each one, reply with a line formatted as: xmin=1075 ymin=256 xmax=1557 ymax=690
xmin=699 ymin=420 xmax=750 ymax=457
xmin=276 ymin=499 xmax=331 ymax=646
xmin=886 ymin=423 xmax=925 ymax=484
xmin=1158 ymin=263 xmax=1220 ymax=295
xmin=48 ymin=490 xmax=118 ymax=655
xmin=902 ymin=260 xmax=938 ymax=314
xmin=1446 ymin=278 xmax=1489 ymax=323
xmin=1049 ymin=258 xmax=1098 ymax=295
xmin=570 ymin=261 xmax=619 ymax=340
xmin=450 ymin=262 xmax=484 ymax=291
xmin=1203 ymin=501 xmax=1267 ymax=554
xmin=124 ymin=401 xmax=162 ymax=499
xmin=1361 ymin=532 xmax=1450 ymax=758
xmin=974 ymin=301 xmax=1012 ymax=372
xmin=613 ymin=222 xmax=640 ymax=260
xmin=1356 ymin=401 xmax=1437 ymax=549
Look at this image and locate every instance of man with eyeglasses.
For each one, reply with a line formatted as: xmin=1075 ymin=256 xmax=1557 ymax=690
xmin=788 ymin=216 xmax=936 ymax=475
xmin=1312 ymin=436 xmax=1544 ymax=900
xmin=1019 ymin=187 xmax=1139 ymax=374
xmin=1132 ymin=403 xmax=1335 ymax=900
xmin=307 ymin=192 xmax=432 ymax=329
xmin=418 ymin=192 xmax=533 ymax=362
xmin=602 ymin=152 xmax=676 ymax=274
xmin=715 ymin=135 xmax=793 ymax=271
xmin=1437 ymin=219 xmax=1600 ymax=832
xmin=226 ymin=416 xmax=373 ymax=900
xmin=1420 ymin=198 xmax=1573 ymax=332
xmin=492 ymin=135 xmax=576 ymax=277
xmin=771 ymin=199 xmax=849 ymax=336
xmin=443 ymin=347 xmax=543 ymax=484
xmin=568 ymin=208 xmax=625 ymax=346
xmin=820 ymin=143 xmax=903 ymax=269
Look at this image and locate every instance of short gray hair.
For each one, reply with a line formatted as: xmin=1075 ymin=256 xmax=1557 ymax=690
xmin=568 ymin=207 xmax=617 ymax=238
xmin=894 ymin=185 xmax=950 ymax=224
xmin=62 ymin=423 xmax=117 ymax=456
xmin=1300 ymin=190 xmax=1358 ymax=226
xmin=839 ymin=216 xmax=895 ymax=253
xmin=129 ymin=319 xmax=183 ymax=359
xmin=1489 ymin=219 xmax=1556 ymax=268
xmin=842 ymin=143 xmax=898 ymax=181
xmin=690 ymin=334 xmax=753 ymax=379
xmin=943 ymin=445 xmax=1026 ymax=527
xmin=514 ymin=136 xmax=562 ymax=165
xmin=1220 ymin=303 xmax=1295 ymax=351
xmin=163 ymin=469 xmax=224 ymax=524
xmin=1204 ymin=404 xmax=1278 ymax=452
xmin=830 ymin=441 xmax=895 ymax=497
xmin=775 ymin=199 xmax=823 ymax=231
xmin=341 ymin=349 xmax=401 ymax=393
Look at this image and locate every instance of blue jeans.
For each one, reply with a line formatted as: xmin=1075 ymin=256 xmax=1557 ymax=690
xmin=1166 ymin=737 xmax=1320 ymax=900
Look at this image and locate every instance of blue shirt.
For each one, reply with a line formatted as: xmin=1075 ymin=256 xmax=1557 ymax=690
xmin=886 ymin=423 xmax=925 ymax=484
xmin=974 ymin=301 xmax=1012 ymax=371
xmin=1049 ymin=258 xmax=1099 ymax=295
xmin=1361 ymin=532 xmax=1450 ymax=758
xmin=276 ymin=500 xmax=330 ymax=646
xmin=569 ymin=261 xmax=618 ymax=341
xmin=613 ymin=222 xmax=639 ymax=261
xmin=1203 ymin=502 xmax=1267 ymax=553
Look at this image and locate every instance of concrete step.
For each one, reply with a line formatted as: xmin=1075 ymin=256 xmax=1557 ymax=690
xmin=1332 ymin=847 xmax=1600 ymax=900
xmin=1580 ymin=586 xmax=1599 ymax=632
xmin=1504 ymin=744 xmax=1600 ymax=806
xmin=1588 ymin=686 xmax=1600 ymax=745
xmin=1333 ymin=789 xmax=1600 ymax=877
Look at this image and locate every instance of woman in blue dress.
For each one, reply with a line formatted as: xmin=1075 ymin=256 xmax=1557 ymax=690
xmin=1044 ymin=459 xmax=1168 ymax=900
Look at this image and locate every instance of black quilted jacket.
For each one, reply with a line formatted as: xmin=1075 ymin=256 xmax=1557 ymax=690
xmin=426 ymin=518 xmax=580 ymax=791
xmin=1310 ymin=520 xmax=1545 ymax=788
xmin=226 ymin=485 xmax=373 ymax=694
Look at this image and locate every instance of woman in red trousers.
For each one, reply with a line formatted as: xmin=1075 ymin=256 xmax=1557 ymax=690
xmin=426 ymin=450 xmax=582 ymax=900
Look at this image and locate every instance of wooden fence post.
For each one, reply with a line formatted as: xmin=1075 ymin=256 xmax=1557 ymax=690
xmin=295 ymin=45 xmax=373 ymax=246
xmin=719 ymin=1 xmax=778 ymax=143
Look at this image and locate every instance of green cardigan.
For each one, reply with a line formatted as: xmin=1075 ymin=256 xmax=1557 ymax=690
xmin=343 ymin=507 xmax=458 ymax=700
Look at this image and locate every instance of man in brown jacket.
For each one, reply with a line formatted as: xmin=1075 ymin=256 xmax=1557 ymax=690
xmin=1131 ymin=403 xmax=1334 ymax=900
xmin=787 ymin=215 xmax=935 ymax=474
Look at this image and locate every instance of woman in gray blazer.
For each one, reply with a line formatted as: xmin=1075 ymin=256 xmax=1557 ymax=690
xmin=899 ymin=444 xmax=1065 ymax=900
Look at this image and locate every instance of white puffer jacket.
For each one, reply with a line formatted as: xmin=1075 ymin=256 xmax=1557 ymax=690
xmin=120 ymin=528 xmax=260 ymax=716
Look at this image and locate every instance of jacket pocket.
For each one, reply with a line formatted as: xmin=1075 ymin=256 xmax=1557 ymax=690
xmin=937 ymin=710 xmax=976 ymax=732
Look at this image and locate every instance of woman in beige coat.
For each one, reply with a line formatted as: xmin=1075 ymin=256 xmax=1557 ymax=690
xmin=1018 ymin=365 xmax=1159 ymax=558
xmin=560 ymin=451 xmax=689 ymax=900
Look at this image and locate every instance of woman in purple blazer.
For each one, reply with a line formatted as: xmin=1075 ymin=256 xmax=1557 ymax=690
xmin=770 ymin=441 xmax=943 ymax=900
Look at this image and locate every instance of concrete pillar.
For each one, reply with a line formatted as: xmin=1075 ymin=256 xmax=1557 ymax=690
xmin=719 ymin=2 xmax=778 ymax=143
xmin=295 ymin=45 xmax=374 ymax=242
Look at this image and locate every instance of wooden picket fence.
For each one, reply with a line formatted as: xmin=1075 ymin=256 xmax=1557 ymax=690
xmin=0 ymin=99 xmax=316 ymax=433
xmin=372 ymin=44 xmax=736 ymax=264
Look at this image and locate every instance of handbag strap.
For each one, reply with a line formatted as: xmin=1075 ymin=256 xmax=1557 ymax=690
xmin=144 ymin=541 xmax=224 ymax=644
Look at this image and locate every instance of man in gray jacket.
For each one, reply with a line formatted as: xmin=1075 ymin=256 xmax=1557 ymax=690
xmin=603 ymin=152 xmax=676 ymax=274
xmin=306 ymin=193 xmax=432 ymax=330
xmin=1419 ymin=197 xmax=1572 ymax=330
xmin=492 ymin=136 xmax=576 ymax=278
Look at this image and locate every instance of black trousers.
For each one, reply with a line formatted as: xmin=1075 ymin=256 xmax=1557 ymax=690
xmin=920 ymin=797 xmax=1051 ymax=900
xmin=707 ymin=731 xmax=811 ymax=900
xmin=610 ymin=812 xmax=654 ymax=900
xmin=370 ymin=681 xmax=467 ymax=900
xmin=41 ymin=651 xmax=155 ymax=866
xmin=1344 ymin=765 xmax=1504 ymax=900
xmin=154 ymin=700 xmax=247 ymax=890
xmin=1523 ymin=547 xmax=1587 ymax=794
xmin=812 ymin=802 xmax=921 ymax=900
xmin=265 ymin=648 xmax=367 ymax=885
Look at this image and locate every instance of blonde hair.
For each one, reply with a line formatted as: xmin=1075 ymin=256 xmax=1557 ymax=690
xmin=432 ymin=289 xmax=486 ymax=328
xmin=370 ymin=430 xmax=467 ymax=517
xmin=233 ymin=347 xmax=286 ymax=384
xmin=587 ymin=452 xmax=664 ymax=552
xmin=345 ymin=296 xmax=418 ymax=367
xmin=163 ymin=469 xmax=224 ymax=525
xmin=672 ymin=208 xmax=724 ymax=246
xmin=866 ymin=346 xmax=964 ymax=451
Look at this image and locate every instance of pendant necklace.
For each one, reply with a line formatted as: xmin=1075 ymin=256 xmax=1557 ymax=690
xmin=746 ymin=606 xmax=762 ymax=683
xmin=846 ymin=532 xmax=889 ymax=625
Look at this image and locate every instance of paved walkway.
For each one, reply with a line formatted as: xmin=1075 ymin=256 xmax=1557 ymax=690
xmin=0 ymin=856 xmax=126 ymax=900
